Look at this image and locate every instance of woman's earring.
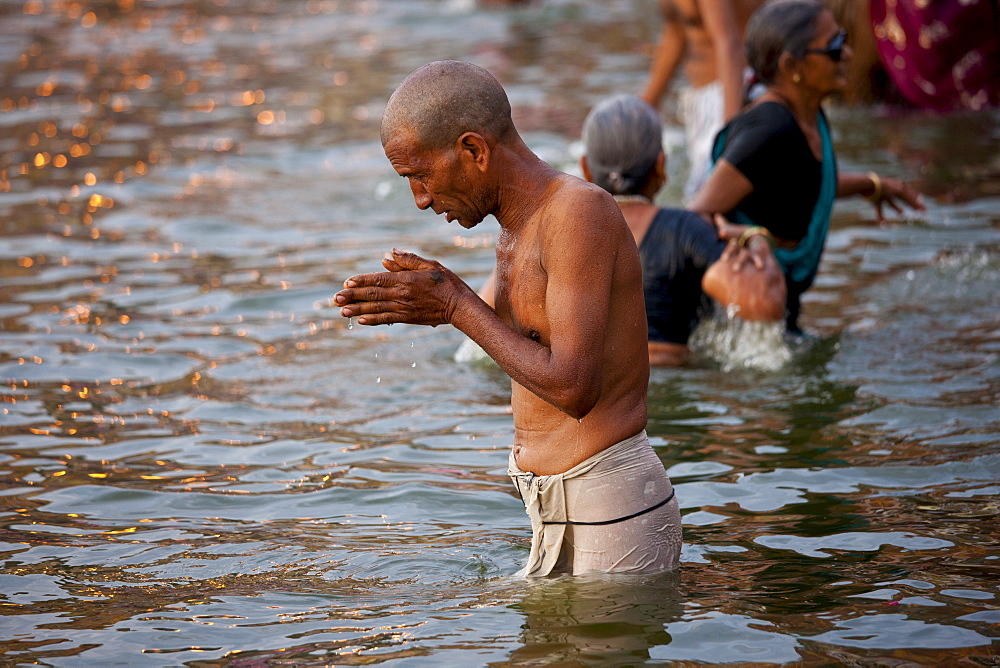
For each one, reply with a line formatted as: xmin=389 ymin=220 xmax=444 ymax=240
xmin=793 ymin=73 xmax=802 ymax=84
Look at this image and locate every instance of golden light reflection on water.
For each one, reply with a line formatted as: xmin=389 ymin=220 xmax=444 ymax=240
xmin=1 ymin=0 xmax=997 ymax=665
xmin=1 ymin=0 xmax=374 ymax=260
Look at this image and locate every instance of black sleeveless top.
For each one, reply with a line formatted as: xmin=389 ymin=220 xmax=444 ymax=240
xmin=638 ymin=208 xmax=727 ymax=344
xmin=715 ymin=101 xmax=823 ymax=243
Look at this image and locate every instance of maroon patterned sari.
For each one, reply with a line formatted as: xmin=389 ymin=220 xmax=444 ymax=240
xmin=871 ymin=0 xmax=1000 ymax=111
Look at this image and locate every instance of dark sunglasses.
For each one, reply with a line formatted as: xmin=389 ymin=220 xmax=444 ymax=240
xmin=805 ymin=29 xmax=848 ymax=62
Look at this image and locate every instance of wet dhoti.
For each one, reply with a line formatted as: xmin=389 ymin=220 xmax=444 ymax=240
xmin=508 ymin=430 xmax=682 ymax=577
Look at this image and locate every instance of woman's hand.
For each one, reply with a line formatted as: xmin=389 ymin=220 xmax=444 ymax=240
xmin=712 ymin=212 xmax=749 ymax=242
xmin=867 ymin=172 xmax=926 ymax=223
xmin=840 ymin=171 xmax=926 ymax=223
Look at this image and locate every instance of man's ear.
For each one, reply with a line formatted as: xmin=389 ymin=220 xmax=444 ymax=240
xmin=580 ymin=156 xmax=592 ymax=183
xmin=456 ymin=132 xmax=490 ymax=172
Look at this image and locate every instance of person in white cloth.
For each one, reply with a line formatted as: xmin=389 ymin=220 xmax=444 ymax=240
xmin=641 ymin=0 xmax=764 ymax=203
xmin=335 ymin=60 xmax=682 ymax=577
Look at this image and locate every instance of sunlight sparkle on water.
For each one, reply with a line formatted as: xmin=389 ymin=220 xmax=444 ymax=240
xmin=0 ymin=0 xmax=996 ymax=664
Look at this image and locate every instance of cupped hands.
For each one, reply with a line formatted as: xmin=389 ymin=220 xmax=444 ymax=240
xmin=335 ymin=249 xmax=465 ymax=327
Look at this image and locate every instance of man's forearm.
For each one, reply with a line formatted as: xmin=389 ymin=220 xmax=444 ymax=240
xmin=701 ymin=0 xmax=745 ymax=119
xmin=450 ymin=298 xmax=602 ymax=419
xmin=642 ymin=21 xmax=686 ymax=107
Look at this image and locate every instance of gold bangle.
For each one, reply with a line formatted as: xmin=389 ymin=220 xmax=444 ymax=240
xmin=737 ymin=226 xmax=775 ymax=249
xmin=867 ymin=171 xmax=883 ymax=202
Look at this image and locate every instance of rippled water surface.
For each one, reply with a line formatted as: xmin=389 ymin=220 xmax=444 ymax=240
xmin=1 ymin=0 xmax=998 ymax=664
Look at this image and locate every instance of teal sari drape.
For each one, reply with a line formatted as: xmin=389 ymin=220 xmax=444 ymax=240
xmin=710 ymin=109 xmax=837 ymax=291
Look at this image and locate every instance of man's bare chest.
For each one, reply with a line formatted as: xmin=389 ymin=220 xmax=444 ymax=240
xmin=494 ymin=237 xmax=549 ymax=344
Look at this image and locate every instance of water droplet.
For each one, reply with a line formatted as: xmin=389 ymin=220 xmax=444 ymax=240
xmin=347 ymin=318 xmax=353 ymax=329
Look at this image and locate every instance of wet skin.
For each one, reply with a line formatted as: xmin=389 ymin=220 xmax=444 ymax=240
xmin=335 ymin=128 xmax=651 ymax=475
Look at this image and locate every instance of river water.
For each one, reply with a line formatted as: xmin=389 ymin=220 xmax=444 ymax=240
xmin=1 ymin=0 xmax=998 ymax=664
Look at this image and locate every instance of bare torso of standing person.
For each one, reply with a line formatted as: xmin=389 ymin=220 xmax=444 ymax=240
xmin=667 ymin=0 xmax=762 ymax=87
xmin=492 ymin=174 xmax=650 ymax=476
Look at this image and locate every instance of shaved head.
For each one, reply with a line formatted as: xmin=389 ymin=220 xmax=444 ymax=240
xmin=381 ymin=60 xmax=516 ymax=150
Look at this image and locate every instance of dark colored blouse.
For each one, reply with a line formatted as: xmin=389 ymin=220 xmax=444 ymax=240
xmin=716 ymin=101 xmax=823 ymax=243
xmin=639 ymin=208 xmax=726 ymax=344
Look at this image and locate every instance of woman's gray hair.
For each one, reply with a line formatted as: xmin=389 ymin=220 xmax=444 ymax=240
xmin=745 ymin=0 xmax=826 ymax=85
xmin=581 ymin=94 xmax=662 ymax=196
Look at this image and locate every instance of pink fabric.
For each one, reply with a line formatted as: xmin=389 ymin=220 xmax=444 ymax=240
xmin=871 ymin=0 xmax=1000 ymax=111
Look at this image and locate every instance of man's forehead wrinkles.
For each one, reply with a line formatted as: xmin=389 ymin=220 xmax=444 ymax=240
xmin=391 ymin=158 xmax=419 ymax=175
xmin=386 ymin=146 xmax=416 ymax=173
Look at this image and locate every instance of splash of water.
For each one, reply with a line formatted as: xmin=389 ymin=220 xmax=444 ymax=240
xmin=689 ymin=306 xmax=793 ymax=373
xmin=454 ymin=338 xmax=491 ymax=364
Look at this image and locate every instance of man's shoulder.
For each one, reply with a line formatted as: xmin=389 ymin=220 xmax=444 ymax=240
xmin=554 ymin=172 xmax=608 ymax=199
xmin=664 ymin=0 xmax=700 ymax=26
xmin=534 ymin=176 xmax=630 ymax=252
xmin=548 ymin=174 xmax=620 ymax=220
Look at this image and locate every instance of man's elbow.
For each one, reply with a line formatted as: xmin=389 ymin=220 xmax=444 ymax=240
xmin=553 ymin=384 xmax=601 ymax=420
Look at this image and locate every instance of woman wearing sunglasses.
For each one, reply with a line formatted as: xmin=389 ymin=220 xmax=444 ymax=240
xmin=689 ymin=0 xmax=924 ymax=334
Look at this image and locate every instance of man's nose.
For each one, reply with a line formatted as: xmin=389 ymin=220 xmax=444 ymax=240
xmin=410 ymin=180 xmax=432 ymax=210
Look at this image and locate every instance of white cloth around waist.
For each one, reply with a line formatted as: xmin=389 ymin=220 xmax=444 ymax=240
xmin=508 ymin=430 xmax=680 ymax=577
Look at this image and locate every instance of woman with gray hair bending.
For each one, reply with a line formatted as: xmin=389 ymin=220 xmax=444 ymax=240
xmin=581 ymin=94 xmax=787 ymax=367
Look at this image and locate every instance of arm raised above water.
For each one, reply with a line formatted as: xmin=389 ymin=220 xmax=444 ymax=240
xmin=837 ymin=171 xmax=925 ymax=223
xmin=505 ymin=187 xmax=631 ymax=418
xmin=477 ymin=186 xmax=638 ymax=418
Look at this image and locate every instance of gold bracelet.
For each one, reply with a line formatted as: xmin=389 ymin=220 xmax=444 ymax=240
xmin=867 ymin=171 xmax=882 ymax=202
xmin=737 ymin=226 xmax=775 ymax=249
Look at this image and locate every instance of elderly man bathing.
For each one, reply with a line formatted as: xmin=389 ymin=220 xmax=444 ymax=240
xmin=335 ymin=61 xmax=681 ymax=577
